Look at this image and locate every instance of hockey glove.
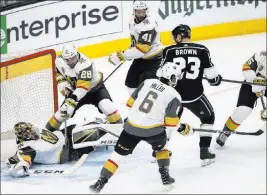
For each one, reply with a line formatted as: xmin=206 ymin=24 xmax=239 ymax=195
xmin=252 ymin=77 xmax=266 ymax=97
xmin=59 ymin=83 xmax=74 ymax=97
xmin=207 ymin=74 xmax=222 ymax=86
xmin=177 ymin=123 xmax=194 ymax=136
xmin=6 ymin=150 xmax=30 ymax=177
xmin=61 ymin=98 xmax=77 ymax=118
xmin=108 ymin=51 xmax=126 ymax=66
xmin=261 ymin=108 xmax=266 ymax=121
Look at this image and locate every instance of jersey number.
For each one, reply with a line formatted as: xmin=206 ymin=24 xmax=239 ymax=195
xmin=139 ymin=91 xmax=158 ymax=113
xmin=81 ymin=70 xmax=92 ymax=79
xmin=173 ymin=57 xmax=200 ymax=79
xmin=141 ymin=33 xmax=152 ymax=43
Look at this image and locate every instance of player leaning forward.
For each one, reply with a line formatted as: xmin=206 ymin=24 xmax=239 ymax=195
xmin=89 ymin=62 xmax=195 ymax=193
xmin=108 ymin=1 xmax=163 ymax=95
xmin=216 ymin=51 xmax=267 ymax=147
xmin=46 ymin=43 xmax=122 ymax=132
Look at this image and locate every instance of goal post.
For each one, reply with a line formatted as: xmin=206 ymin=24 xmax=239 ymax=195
xmin=0 ymin=49 xmax=58 ymax=140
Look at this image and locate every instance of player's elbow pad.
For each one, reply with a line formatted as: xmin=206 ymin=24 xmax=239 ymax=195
xmin=124 ymin=47 xmax=144 ymax=60
xmin=207 ymin=74 xmax=222 ymax=86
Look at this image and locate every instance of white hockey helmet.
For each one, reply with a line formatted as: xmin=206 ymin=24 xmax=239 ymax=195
xmin=156 ymin=62 xmax=182 ymax=87
xmin=132 ymin=1 xmax=148 ymax=22
xmin=62 ymin=43 xmax=79 ymax=68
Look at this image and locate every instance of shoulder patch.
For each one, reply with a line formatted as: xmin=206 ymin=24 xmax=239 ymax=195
xmin=143 ymin=18 xmax=150 ymax=25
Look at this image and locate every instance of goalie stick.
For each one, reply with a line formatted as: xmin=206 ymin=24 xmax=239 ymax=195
xmin=1 ymin=154 xmax=88 ymax=176
xmin=193 ymin=128 xmax=264 ymax=136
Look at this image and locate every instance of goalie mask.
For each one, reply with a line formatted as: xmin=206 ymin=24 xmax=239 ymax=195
xmin=62 ymin=43 xmax=79 ymax=68
xmin=14 ymin=122 xmax=40 ymax=141
xmin=133 ymin=1 xmax=148 ymax=23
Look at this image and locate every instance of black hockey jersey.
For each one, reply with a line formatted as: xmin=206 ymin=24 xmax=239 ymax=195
xmin=161 ymin=42 xmax=218 ymax=102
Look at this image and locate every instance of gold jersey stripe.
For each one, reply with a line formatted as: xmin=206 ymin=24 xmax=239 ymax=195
xmin=128 ymin=120 xmax=164 ymax=129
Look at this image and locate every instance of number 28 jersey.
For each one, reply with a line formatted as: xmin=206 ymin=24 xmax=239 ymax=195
xmin=161 ymin=43 xmax=219 ymax=102
xmin=124 ymin=79 xmax=182 ymax=137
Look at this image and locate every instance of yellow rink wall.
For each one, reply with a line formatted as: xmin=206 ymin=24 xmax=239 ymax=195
xmin=61 ymin=18 xmax=266 ymax=59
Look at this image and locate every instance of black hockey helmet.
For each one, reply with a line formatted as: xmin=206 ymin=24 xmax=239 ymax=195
xmin=14 ymin=122 xmax=40 ymax=141
xmin=172 ymin=24 xmax=191 ymax=43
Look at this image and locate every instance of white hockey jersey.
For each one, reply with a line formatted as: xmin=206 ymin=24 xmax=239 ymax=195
xmin=243 ymin=51 xmax=266 ymax=82
xmin=56 ymin=53 xmax=103 ymax=101
xmin=125 ymin=79 xmax=182 ymax=137
xmin=14 ymin=129 xmax=65 ymax=165
xmin=124 ymin=16 xmax=163 ymax=60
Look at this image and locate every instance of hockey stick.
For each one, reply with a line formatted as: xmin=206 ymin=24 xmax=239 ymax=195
xmin=260 ymin=95 xmax=266 ymax=110
xmin=193 ymin=128 xmax=264 ymax=136
xmin=99 ymin=127 xmax=120 ymax=138
xmin=1 ymin=154 xmax=88 ymax=176
xmin=203 ymin=77 xmax=267 ymax=87
xmin=103 ymin=63 xmax=123 ymax=83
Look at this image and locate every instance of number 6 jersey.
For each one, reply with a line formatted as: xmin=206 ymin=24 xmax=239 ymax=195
xmin=124 ymin=78 xmax=182 ymax=137
xmin=161 ymin=43 xmax=219 ymax=102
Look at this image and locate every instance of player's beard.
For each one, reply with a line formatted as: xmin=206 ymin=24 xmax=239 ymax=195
xmin=135 ymin=15 xmax=146 ymax=23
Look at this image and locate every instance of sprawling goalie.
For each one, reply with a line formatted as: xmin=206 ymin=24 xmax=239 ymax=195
xmin=4 ymin=118 xmax=121 ymax=177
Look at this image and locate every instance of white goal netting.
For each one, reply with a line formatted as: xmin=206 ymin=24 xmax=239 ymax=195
xmin=1 ymin=49 xmax=58 ymax=140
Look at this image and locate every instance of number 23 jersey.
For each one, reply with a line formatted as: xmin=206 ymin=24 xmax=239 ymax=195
xmin=161 ymin=43 xmax=219 ymax=102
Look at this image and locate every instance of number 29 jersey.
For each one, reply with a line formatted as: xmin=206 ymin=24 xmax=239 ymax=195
xmin=125 ymin=79 xmax=182 ymax=137
xmin=161 ymin=43 xmax=219 ymax=102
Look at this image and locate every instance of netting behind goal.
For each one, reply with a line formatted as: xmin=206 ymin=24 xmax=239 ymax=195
xmin=0 ymin=49 xmax=58 ymax=140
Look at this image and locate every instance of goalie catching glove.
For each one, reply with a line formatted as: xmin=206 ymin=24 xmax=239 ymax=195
xmin=177 ymin=123 xmax=194 ymax=136
xmin=5 ymin=150 xmax=30 ymax=177
xmin=252 ymin=76 xmax=266 ymax=97
xmin=108 ymin=51 xmax=126 ymax=66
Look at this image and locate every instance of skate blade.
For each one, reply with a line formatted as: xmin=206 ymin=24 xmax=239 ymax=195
xmin=89 ymin=187 xmax=99 ymax=194
xmin=150 ymin=158 xmax=157 ymax=163
xmin=162 ymin=183 xmax=175 ymax=192
xmin=201 ymin=159 xmax=215 ymax=167
xmin=215 ymin=143 xmax=224 ymax=149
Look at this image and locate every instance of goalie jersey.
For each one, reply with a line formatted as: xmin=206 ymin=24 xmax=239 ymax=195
xmin=124 ymin=79 xmax=182 ymax=137
xmin=128 ymin=15 xmax=163 ymax=59
xmin=56 ymin=53 xmax=103 ymax=101
xmin=242 ymin=51 xmax=266 ymax=82
xmin=8 ymin=129 xmax=65 ymax=166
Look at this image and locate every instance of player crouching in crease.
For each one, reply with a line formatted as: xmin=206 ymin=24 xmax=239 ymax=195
xmin=216 ymin=51 xmax=267 ymax=147
xmin=5 ymin=120 xmax=104 ymax=178
xmin=89 ymin=62 xmax=195 ymax=194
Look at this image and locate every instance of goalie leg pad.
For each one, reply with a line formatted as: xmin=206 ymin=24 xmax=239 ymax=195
xmin=98 ymin=99 xmax=122 ymax=124
xmin=226 ymin=106 xmax=252 ymax=131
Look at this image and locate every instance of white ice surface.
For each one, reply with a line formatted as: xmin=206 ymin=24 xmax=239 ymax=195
xmin=1 ymin=33 xmax=266 ymax=194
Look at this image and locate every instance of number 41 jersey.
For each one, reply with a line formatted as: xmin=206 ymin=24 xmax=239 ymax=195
xmin=161 ymin=43 xmax=219 ymax=102
xmin=125 ymin=79 xmax=182 ymax=137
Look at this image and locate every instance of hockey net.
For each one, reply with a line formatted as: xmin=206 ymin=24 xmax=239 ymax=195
xmin=0 ymin=49 xmax=58 ymax=140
